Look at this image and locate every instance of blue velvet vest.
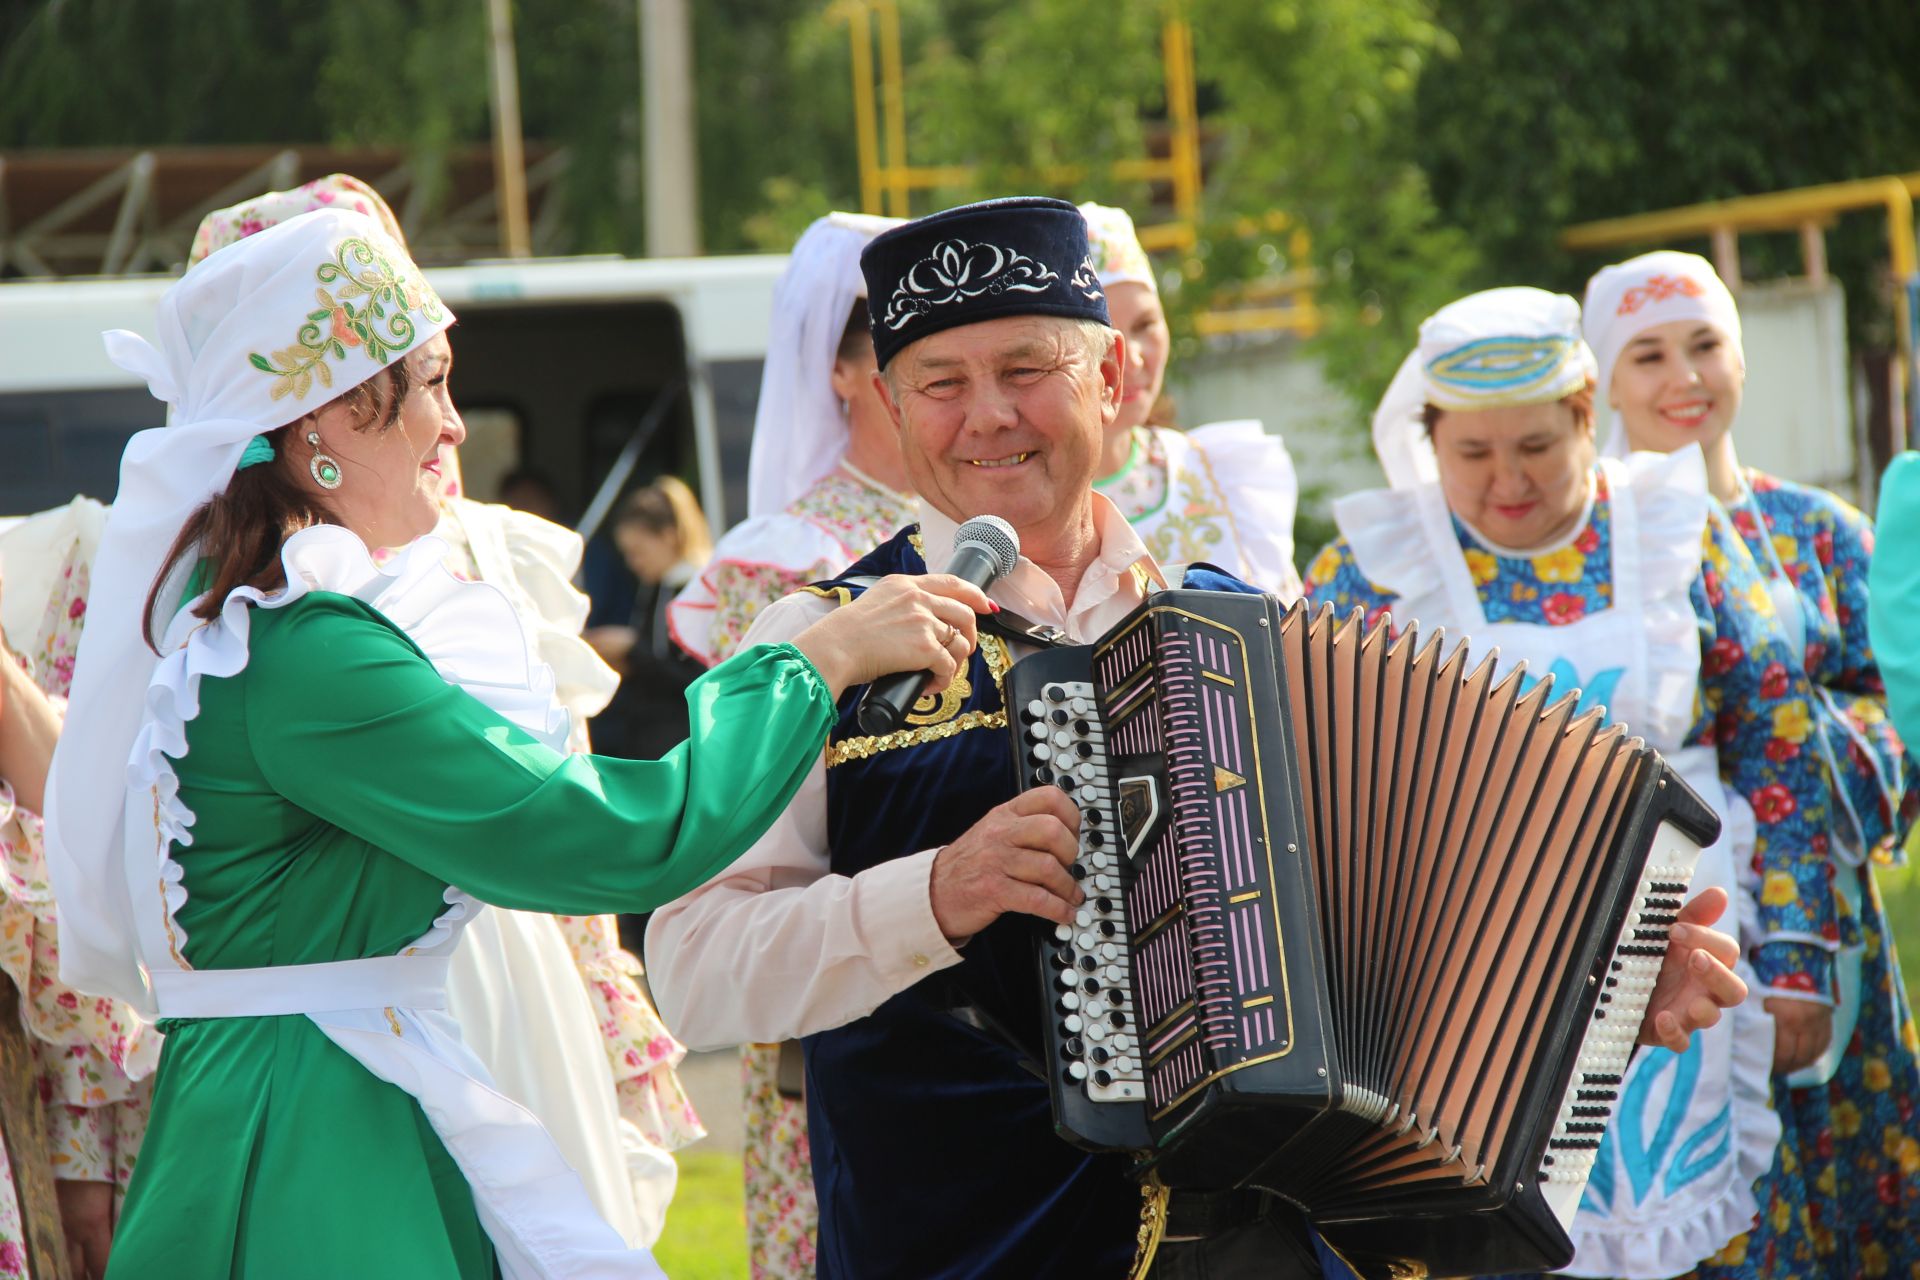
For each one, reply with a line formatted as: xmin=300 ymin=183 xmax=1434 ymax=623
xmin=806 ymin=528 xmax=1262 ymax=1279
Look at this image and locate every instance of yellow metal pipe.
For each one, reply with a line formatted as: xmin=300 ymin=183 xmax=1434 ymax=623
xmin=1562 ymin=176 xmax=1917 ymax=275
xmin=1193 ymin=306 xmax=1320 ymax=338
xmin=875 ymin=0 xmax=911 ymax=218
xmin=1162 ymin=12 xmax=1202 ymax=229
xmin=837 ymin=2 xmax=883 ymax=215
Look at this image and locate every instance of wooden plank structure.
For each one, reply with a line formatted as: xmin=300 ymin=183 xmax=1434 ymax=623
xmin=0 ymin=144 xmax=570 ymax=280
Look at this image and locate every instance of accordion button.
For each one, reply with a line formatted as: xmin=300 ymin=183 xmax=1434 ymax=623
xmin=1045 ymin=684 xmax=1068 ymax=703
xmin=1055 ymin=924 xmax=1073 ymax=941
xmin=1063 ymin=1014 xmax=1083 ymax=1034
xmin=1050 ymin=709 xmax=1071 ymax=726
xmin=1111 ymin=1011 xmax=1129 ymax=1029
xmin=1029 ymin=724 xmax=1050 ymax=741
xmin=1026 ymin=700 xmax=1046 ymax=719
xmin=1093 ymin=1070 xmax=1114 ymax=1088
xmin=1086 ymin=808 xmax=1104 ymax=825
xmin=1057 ymin=992 xmax=1082 ymax=1013
xmin=1077 ymin=932 xmax=1097 ymax=950
xmin=1091 ymin=1046 xmax=1111 ymax=1063
xmin=1098 ymin=921 xmax=1118 ymax=938
xmin=1066 ymin=1062 xmax=1089 ymax=1082
xmin=1065 ymin=1036 xmax=1086 ymax=1057
xmin=1069 ymin=864 xmax=1087 ymax=881
xmin=1073 ymin=720 xmax=1092 ymax=737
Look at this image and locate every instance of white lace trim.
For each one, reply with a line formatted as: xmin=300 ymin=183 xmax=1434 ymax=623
xmin=1620 ymin=448 xmax=1712 ymax=753
xmin=129 ymin=524 xmax=570 ymax=977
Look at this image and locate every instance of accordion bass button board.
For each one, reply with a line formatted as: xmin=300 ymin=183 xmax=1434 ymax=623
xmin=1004 ymin=595 xmax=1721 ymax=1279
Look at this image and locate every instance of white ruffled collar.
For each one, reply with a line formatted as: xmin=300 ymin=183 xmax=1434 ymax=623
xmin=128 ymin=524 xmax=569 ymax=1006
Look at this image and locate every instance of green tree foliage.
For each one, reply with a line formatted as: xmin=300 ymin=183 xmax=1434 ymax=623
xmin=1416 ymin=0 xmax=1920 ymax=347
xmin=4 ymin=0 xmax=1917 ymax=412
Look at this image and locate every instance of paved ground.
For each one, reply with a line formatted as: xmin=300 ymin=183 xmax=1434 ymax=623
xmin=676 ymin=1047 xmax=746 ymax=1155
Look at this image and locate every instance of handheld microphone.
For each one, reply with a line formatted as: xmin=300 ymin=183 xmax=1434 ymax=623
xmin=856 ymin=515 xmax=1020 ymax=735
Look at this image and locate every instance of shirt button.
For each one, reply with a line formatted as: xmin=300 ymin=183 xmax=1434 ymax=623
xmin=911 ymin=952 xmax=931 ymax=968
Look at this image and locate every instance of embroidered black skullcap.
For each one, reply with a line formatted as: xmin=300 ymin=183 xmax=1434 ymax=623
xmin=860 ymin=196 xmax=1110 ymax=369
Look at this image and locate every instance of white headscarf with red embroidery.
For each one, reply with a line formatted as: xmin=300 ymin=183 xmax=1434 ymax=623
xmin=1582 ymin=251 xmax=1744 ymax=456
xmin=45 ymin=208 xmax=452 ymax=1010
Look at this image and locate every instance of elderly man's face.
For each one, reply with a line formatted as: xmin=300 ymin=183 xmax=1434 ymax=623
xmin=877 ymin=315 xmax=1123 ymax=537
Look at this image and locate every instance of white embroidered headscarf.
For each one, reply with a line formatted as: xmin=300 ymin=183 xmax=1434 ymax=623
xmin=1582 ymin=251 xmax=1743 ymax=456
xmin=44 ymin=208 xmax=453 ymax=1011
xmin=1372 ymin=286 xmax=1598 ymax=490
xmin=1079 ymin=202 xmax=1156 ymax=292
xmin=745 ymin=211 xmax=902 ymax=519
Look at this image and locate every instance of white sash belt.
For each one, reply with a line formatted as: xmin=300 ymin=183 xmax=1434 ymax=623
xmin=151 ymin=954 xmax=452 ymax=1019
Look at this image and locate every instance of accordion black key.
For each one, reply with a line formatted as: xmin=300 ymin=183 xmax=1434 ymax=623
xmin=1004 ymin=592 xmax=1719 ymax=1278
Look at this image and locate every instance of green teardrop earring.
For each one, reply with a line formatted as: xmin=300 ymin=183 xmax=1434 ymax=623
xmin=307 ymin=430 xmax=343 ymax=490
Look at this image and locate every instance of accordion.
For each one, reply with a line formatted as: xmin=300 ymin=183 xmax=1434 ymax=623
xmin=1004 ymin=591 xmax=1717 ymax=1278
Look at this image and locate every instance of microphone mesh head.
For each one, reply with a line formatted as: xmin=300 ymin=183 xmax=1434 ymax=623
xmin=953 ymin=515 xmax=1020 ymax=578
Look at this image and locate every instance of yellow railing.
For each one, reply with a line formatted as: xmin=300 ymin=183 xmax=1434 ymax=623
xmin=1561 ymin=175 xmax=1918 ymax=437
xmin=830 ymin=0 xmax=1318 ymax=336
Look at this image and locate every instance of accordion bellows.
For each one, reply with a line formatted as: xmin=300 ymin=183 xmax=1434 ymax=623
xmin=1006 ymin=593 xmax=1717 ymax=1278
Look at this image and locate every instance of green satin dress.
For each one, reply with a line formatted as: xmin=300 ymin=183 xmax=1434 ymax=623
xmin=105 ymin=591 xmax=832 ymax=1279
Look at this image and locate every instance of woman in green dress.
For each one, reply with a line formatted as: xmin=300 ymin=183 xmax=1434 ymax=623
xmin=41 ymin=208 xmax=992 ymax=1279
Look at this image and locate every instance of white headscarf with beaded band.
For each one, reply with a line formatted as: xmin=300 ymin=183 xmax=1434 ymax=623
xmin=44 ymin=208 xmax=452 ymax=1011
xmin=1371 ymin=286 xmax=1598 ymax=490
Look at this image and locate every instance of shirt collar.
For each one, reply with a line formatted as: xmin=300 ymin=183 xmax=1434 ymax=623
xmin=916 ymin=493 xmax=1166 ymax=644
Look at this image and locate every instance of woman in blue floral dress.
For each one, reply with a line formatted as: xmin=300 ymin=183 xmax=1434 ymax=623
xmin=1307 ymin=286 xmax=1826 ymax=1278
xmin=1582 ymin=250 xmax=1920 ymax=1277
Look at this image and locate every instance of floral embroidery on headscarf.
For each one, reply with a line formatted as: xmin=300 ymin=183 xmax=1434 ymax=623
xmin=248 ymin=237 xmax=445 ymax=400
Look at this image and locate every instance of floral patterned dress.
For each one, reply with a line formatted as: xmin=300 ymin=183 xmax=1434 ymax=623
xmin=1304 ymin=469 xmax=1829 ymax=1277
xmin=1725 ymin=470 xmax=1920 ymax=1276
xmin=667 ymin=462 xmax=916 ymax=1280
xmin=0 ymin=509 xmax=159 ymax=1277
xmin=1096 ymin=422 xmax=1304 ymax=598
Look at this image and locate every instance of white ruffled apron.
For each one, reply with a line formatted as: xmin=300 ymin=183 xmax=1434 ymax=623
xmin=1737 ymin=488 xmax=1868 ymax=1088
xmin=1337 ymin=453 xmax=1778 ymax=1278
xmin=128 ymin=528 xmax=666 ymax=1280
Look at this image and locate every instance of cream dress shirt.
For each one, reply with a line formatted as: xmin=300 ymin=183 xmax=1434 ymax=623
xmin=646 ymin=494 xmax=1170 ymax=1049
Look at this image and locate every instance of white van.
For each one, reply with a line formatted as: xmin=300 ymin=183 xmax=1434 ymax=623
xmin=0 ymin=254 xmax=788 ymax=529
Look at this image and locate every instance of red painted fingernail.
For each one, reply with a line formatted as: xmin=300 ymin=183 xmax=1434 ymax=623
xmin=988 ymin=602 xmax=1001 ymax=613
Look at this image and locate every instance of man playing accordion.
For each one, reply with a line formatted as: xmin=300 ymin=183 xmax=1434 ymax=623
xmin=646 ymin=197 xmax=1747 ymax=1280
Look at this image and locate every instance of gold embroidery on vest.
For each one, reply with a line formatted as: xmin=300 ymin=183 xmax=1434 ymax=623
xmin=828 ymin=632 xmax=1013 ymax=768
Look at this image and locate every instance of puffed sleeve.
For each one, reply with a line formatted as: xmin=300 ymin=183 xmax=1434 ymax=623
xmin=668 ymin=514 xmax=850 ymax=666
xmin=1693 ymin=517 xmax=1840 ymax=1004
xmin=244 ymin=596 xmax=837 ymax=915
xmin=1185 ymin=421 xmax=1302 ymax=599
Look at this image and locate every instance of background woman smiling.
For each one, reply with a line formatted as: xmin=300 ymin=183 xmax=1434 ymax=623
xmin=1588 ymin=250 xmax=1920 ymax=1277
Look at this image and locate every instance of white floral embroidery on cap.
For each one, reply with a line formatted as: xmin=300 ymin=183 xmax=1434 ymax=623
xmin=882 ymin=238 xmax=1061 ymax=331
xmin=1071 ymin=256 xmax=1104 ymax=301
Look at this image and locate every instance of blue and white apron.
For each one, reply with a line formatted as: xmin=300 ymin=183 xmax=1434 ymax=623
xmin=1337 ymin=450 xmax=1780 ymax=1278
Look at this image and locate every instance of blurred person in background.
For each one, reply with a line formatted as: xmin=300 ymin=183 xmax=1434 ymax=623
xmin=1306 ymin=286 xmax=1819 ymax=1278
xmin=497 ymin=466 xmax=564 ymax=524
xmin=588 ymin=476 xmax=713 ymax=763
xmin=183 ymin=176 xmax=708 ymax=1249
xmin=1588 ymin=251 xmax=1920 ymax=1275
xmin=666 ymin=209 xmax=904 ymax=1280
xmin=1078 ymin=203 xmax=1302 ymax=597
xmin=0 ymin=500 xmax=158 ymax=1280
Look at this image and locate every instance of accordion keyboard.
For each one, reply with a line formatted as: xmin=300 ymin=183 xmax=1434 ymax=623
xmin=1019 ymin=680 xmax=1146 ymax=1103
xmin=1538 ymin=822 xmax=1698 ymax=1224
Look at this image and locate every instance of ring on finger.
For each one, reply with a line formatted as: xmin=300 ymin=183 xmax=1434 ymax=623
xmin=942 ymin=622 xmax=957 ymax=646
